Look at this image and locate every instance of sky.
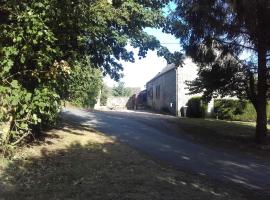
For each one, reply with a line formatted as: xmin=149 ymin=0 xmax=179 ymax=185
xmin=104 ymin=28 xmax=181 ymax=89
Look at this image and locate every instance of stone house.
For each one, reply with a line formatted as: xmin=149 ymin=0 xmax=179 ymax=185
xmin=146 ymin=58 xmax=213 ymax=116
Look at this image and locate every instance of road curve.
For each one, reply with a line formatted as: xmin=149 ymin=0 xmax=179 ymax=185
xmin=62 ymin=108 xmax=270 ymax=197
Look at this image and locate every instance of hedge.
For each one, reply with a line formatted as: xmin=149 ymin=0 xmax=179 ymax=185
xmin=186 ymin=97 xmax=208 ymax=118
xmin=214 ymin=99 xmax=270 ymax=121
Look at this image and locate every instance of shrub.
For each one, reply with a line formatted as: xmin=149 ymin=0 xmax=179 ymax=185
xmin=214 ymin=99 xmax=270 ymax=121
xmin=66 ymin=62 xmax=102 ymax=109
xmin=186 ymin=97 xmax=208 ymax=118
xmin=214 ymin=99 xmax=249 ymax=120
xmin=0 ymin=83 xmax=60 ymax=146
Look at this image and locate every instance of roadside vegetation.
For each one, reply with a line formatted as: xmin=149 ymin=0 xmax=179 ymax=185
xmin=0 ymin=0 xmax=173 ymax=151
xmin=65 ymin=62 xmax=103 ymax=108
xmin=167 ymin=0 xmax=270 ymax=143
xmin=179 ymin=97 xmax=270 ymax=157
xmin=214 ymin=99 xmax=270 ymax=122
xmin=1 ymin=1 xmax=270 ymax=198
xmin=0 ymin=118 xmax=253 ymax=200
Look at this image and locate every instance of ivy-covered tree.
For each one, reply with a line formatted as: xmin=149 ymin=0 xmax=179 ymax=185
xmin=166 ymin=0 xmax=270 ymax=143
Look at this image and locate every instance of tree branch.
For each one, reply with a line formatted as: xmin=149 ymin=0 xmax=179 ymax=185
xmin=11 ymin=131 xmax=30 ymax=146
xmin=213 ymin=38 xmax=256 ymax=51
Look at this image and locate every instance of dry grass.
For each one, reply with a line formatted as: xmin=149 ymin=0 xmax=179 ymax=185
xmin=0 ymin=120 xmax=257 ymax=200
xmin=169 ymin=118 xmax=270 ymax=158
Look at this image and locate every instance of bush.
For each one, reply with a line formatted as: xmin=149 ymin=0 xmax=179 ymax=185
xmin=214 ymin=99 xmax=270 ymax=121
xmin=214 ymin=99 xmax=249 ymax=120
xmin=186 ymin=97 xmax=208 ymax=118
xmin=66 ymin=62 xmax=102 ymax=109
xmin=0 ymin=83 xmax=60 ymax=146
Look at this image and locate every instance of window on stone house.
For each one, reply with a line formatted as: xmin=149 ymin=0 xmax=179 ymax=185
xmin=156 ymin=85 xmax=160 ymax=99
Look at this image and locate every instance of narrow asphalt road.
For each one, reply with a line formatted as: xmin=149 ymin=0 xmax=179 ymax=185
xmin=62 ymin=108 xmax=270 ymax=197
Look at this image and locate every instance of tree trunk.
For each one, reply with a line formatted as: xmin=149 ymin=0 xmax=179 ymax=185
xmin=255 ymin=2 xmax=268 ymax=144
xmin=255 ymin=42 xmax=268 ymax=144
xmin=255 ymin=100 xmax=267 ymax=144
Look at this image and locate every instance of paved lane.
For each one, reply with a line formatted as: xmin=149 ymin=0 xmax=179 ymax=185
xmin=62 ymin=108 xmax=270 ymax=197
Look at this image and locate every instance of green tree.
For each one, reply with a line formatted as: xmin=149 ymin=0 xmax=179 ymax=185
xmin=45 ymin=0 xmax=172 ymax=80
xmin=0 ymin=1 xmax=63 ymax=146
xmin=65 ymin=60 xmax=102 ymax=108
xmin=0 ymin=0 xmax=172 ymax=146
xmin=167 ymin=0 xmax=270 ymax=143
xmin=112 ymin=82 xmax=132 ymax=97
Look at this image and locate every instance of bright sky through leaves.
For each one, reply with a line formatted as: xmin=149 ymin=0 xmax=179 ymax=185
xmin=104 ymin=28 xmax=181 ymax=89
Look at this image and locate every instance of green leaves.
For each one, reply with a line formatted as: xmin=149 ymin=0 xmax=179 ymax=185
xmin=0 ymin=0 xmax=171 ymax=146
xmin=10 ymin=80 xmax=19 ymax=88
xmin=45 ymin=0 xmax=170 ymax=80
xmin=25 ymin=93 xmax=32 ymax=102
xmin=0 ymin=47 xmax=18 ymax=74
xmin=64 ymin=60 xmax=103 ymax=108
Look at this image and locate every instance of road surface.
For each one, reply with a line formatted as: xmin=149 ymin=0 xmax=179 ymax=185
xmin=62 ymin=108 xmax=270 ymax=197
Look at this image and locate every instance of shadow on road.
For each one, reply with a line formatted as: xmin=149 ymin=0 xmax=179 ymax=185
xmin=58 ymin=108 xmax=270 ymax=199
xmin=0 ymin=119 xmax=256 ymax=200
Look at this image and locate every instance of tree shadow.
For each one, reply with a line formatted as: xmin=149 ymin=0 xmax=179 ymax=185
xmin=38 ymin=108 xmax=270 ymax=199
xmin=1 ymin=135 xmax=261 ymax=200
xmin=169 ymin=118 xmax=270 ymax=155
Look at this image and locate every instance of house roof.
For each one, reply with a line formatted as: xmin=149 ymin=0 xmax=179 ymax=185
xmin=147 ymin=63 xmax=176 ymax=84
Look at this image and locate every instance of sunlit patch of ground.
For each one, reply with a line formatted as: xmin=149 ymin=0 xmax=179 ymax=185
xmin=0 ymin=120 xmax=255 ymax=200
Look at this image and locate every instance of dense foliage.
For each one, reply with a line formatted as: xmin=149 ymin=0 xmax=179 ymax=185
xmin=64 ymin=61 xmax=103 ymax=108
xmin=167 ymin=0 xmax=270 ymax=143
xmin=214 ymin=100 xmax=248 ymax=121
xmin=186 ymin=97 xmax=208 ymax=118
xmin=214 ymin=99 xmax=270 ymax=122
xmin=0 ymin=1 xmax=64 ymax=147
xmin=0 ymin=0 xmax=171 ymax=148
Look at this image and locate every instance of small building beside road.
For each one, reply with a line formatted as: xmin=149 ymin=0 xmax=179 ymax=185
xmin=146 ymin=58 xmax=213 ymax=116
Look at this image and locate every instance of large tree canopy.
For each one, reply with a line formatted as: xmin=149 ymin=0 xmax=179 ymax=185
xmin=1 ymin=0 xmax=171 ymax=80
xmin=46 ymin=0 xmax=172 ymax=80
xmin=166 ymin=0 xmax=270 ymax=143
xmin=0 ymin=0 xmax=171 ymax=146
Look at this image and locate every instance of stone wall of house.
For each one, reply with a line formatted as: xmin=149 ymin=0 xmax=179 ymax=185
xmin=176 ymin=58 xmax=199 ymax=116
xmin=177 ymin=58 xmax=214 ymax=116
xmin=146 ymin=69 xmax=177 ymax=114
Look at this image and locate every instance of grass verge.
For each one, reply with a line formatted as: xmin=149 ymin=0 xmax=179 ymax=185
xmin=169 ymin=118 xmax=270 ymax=158
xmin=0 ymin=119 xmax=260 ymax=200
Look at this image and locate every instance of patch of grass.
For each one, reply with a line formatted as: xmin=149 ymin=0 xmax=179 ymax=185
xmin=0 ymin=121 xmax=259 ymax=200
xmin=169 ymin=118 xmax=270 ymax=158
